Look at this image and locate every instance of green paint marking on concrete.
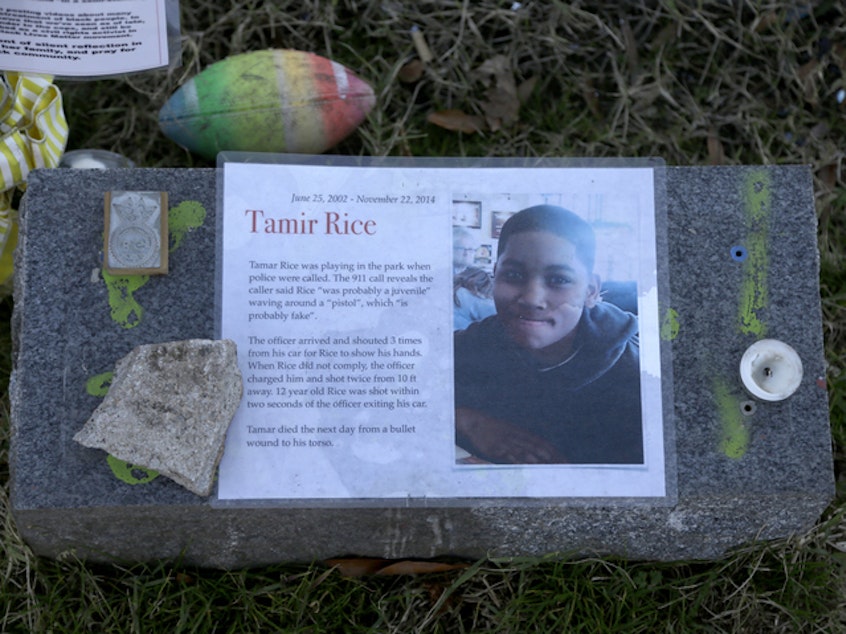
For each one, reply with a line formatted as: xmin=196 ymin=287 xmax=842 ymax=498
xmin=94 ymin=201 xmax=207 ymax=482
xmin=86 ymin=372 xmax=159 ymax=485
xmin=738 ymin=171 xmax=770 ymax=336
xmin=102 ymin=201 xmax=206 ymax=328
xmin=713 ymin=170 xmax=770 ymax=457
xmin=107 ymin=455 xmax=159 ymax=485
xmin=102 ymin=270 xmax=149 ymax=329
xmin=85 ymin=371 xmax=114 ymax=396
xmin=168 ymin=200 xmax=207 ymax=251
xmin=738 ymin=232 xmax=768 ymax=336
xmin=660 ymin=307 xmax=680 ymax=341
xmin=744 ymin=170 xmax=771 ymax=223
xmin=714 ymin=378 xmax=749 ymax=459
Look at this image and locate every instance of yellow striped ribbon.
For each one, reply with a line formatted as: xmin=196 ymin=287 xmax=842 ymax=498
xmin=0 ymin=71 xmax=68 ymax=291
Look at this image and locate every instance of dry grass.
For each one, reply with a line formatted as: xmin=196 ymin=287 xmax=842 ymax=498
xmin=3 ymin=0 xmax=846 ymax=630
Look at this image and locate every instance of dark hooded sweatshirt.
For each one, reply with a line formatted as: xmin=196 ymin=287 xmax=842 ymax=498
xmin=453 ymin=302 xmax=643 ymax=464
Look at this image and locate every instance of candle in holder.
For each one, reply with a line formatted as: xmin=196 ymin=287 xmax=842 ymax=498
xmin=740 ymin=339 xmax=803 ymax=401
xmin=60 ymin=149 xmax=135 ymax=169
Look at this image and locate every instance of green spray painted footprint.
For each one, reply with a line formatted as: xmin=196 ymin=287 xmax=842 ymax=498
xmin=714 ymin=377 xmax=750 ymax=459
xmin=738 ymin=171 xmax=770 ymax=337
xmin=168 ymin=200 xmax=206 ymax=251
xmin=660 ymin=307 xmax=680 ymax=342
xmin=106 ymin=455 xmax=159 ymax=485
xmin=103 ymin=271 xmax=149 ymax=328
xmin=103 ymin=200 xmax=206 ymax=328
xmin=85 ymin=371 xmax=114 ymax=397
xmin=86 ymin=370 xmax=160 ymax=484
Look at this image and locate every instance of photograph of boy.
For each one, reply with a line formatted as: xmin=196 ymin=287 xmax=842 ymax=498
xmin=454 ymin=204 xmax=644 ymax=465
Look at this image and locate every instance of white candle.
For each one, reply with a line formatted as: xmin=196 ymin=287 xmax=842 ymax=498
xmin=66 ymin=156 xmax=109 ymax=169
xmin=59 ymin=149 xmax=135 ymax=169
xmin=740 ymin=339 xmax=803 ymax=401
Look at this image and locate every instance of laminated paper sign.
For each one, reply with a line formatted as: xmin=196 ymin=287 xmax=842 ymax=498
xmin=0 ymin=0 xmax=172 ymax=77
xmin=216 ymin=157 xmax=669 ymax=502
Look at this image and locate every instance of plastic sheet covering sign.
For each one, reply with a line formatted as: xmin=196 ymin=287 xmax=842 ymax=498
xmin=216 ymin=156 xmax=668 ymax=502
xmin=0 ymin=0 xmax=170 ymax=77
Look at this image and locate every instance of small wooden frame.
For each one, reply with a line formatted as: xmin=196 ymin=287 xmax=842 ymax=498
xmin=104 ymin=191 xmax=168 ymax=275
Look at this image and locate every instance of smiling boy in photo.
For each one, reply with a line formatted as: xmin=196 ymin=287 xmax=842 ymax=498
xmin=453 ymin=204 xmax=644 ymax=465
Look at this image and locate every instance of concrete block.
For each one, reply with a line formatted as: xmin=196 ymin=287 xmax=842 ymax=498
xmin=9 ymin=165 xmax=834 ymax=567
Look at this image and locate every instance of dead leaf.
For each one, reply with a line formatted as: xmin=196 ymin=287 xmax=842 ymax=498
xmin=427 ymin=109 xmax=485 ymax=133
xmin=398 ymin=59 xmax=425 ymax=83
xmin=516 ymin=76 xmax=538 ymax=105
xmin=475 ymin=55 xmax=520 ymax=131
xmin=707 ymin=127 xmax=724 ymax=165
xmin=325 ymin=557 xmax=469 ymax=577
xmin=818 ymin=163 xmax=838 ymax=192
xmin=376 ymin=561 xmax=469 ymax=576
xmin=324 ymin=557 xmax=386 ymax=577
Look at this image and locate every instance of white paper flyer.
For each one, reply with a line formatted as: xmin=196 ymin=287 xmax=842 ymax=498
xmin=216 ymin=158 xmax=668 ymax=502
xmin=0 ymin=0 xmax=170 ymax=76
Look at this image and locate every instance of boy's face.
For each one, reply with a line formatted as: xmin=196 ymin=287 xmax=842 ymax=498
xmin=494 ymin=230 xmax=599 ymax=364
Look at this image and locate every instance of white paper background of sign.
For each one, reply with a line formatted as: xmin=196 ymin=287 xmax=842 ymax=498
xmin=217 ymin=163 xmax=665 ymax=501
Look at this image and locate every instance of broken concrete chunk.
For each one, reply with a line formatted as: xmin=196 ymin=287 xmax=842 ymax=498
xmin=74 ymin=339 xmax=243 ymax=496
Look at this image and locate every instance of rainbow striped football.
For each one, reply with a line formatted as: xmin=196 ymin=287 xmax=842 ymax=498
xmin=158 ymin=49 xmax=375 ymax=159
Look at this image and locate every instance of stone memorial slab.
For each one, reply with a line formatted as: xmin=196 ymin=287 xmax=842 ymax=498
xmin=9 ymin=163 xmax=834 ymax=568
